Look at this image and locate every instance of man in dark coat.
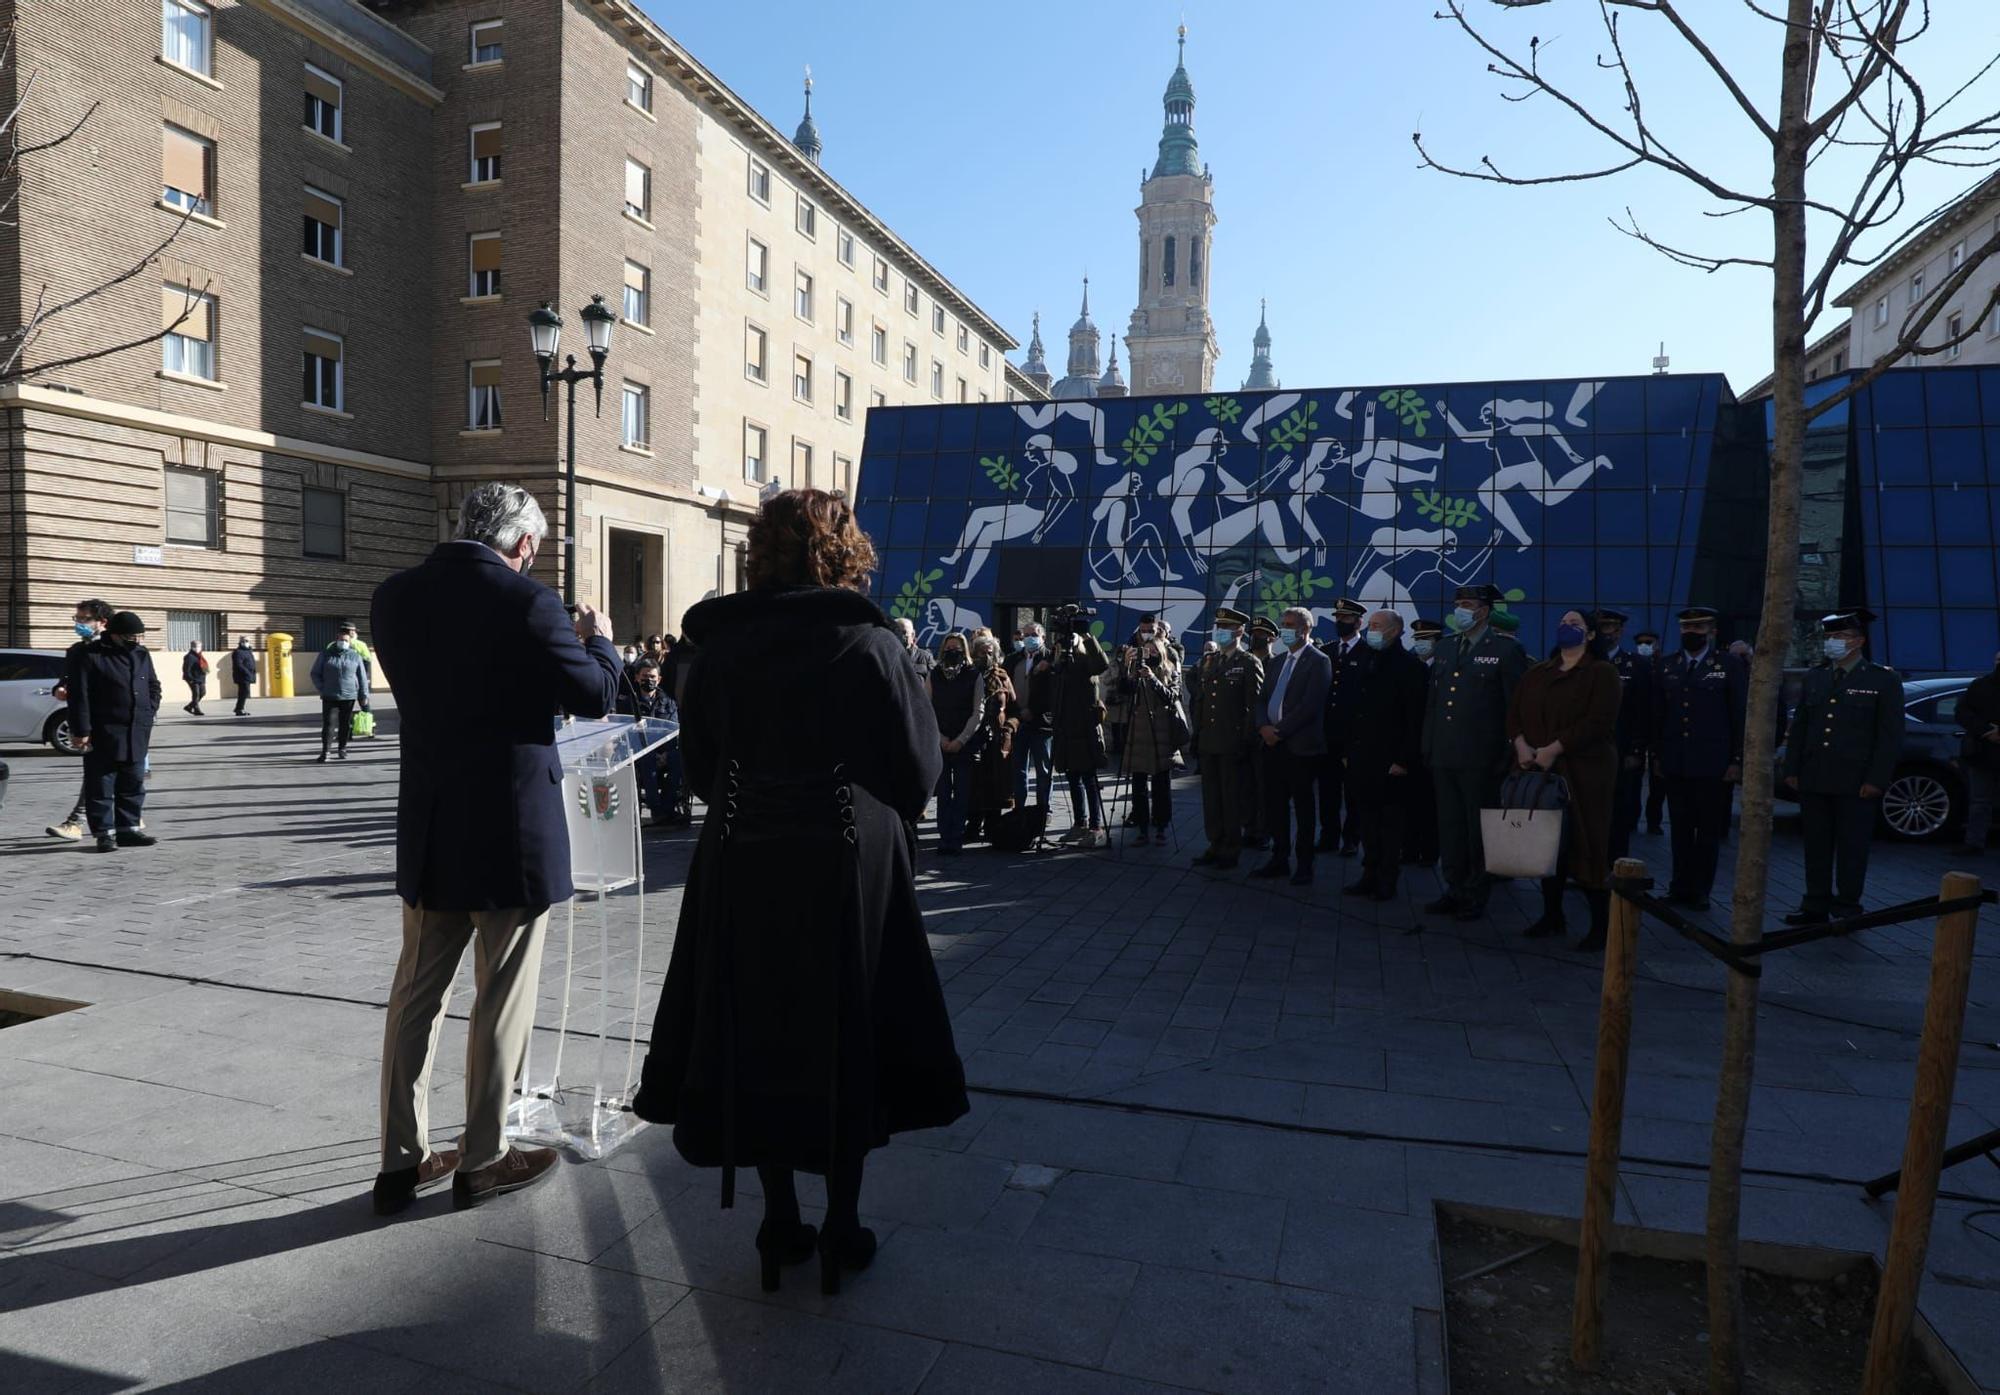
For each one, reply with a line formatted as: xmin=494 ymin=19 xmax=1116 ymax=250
xmin=1344 ymin=610 xmax=1428 ymax=901
xmin=368 ymin=482 xmax=622 ymax=1216
xmin=618 ymin=659 xmax=681 ymax=827
xmin=1633 ymin=628 xmax=1668 ymax=833
xmin=180 ymin=641 xmax=209 ymax=715
xmin=1782 ymin=608 xmax=1902 ymax=924
xmin=1316 ymin=597 xmax=1368 ymax=856
xmin=229 ymin=636 xmax=258 ymax=716
xmin=1254 ymin=606 xmax=1332 ymax=886
xmin=1007 ymin=621 xmax=1055 ymax=811
xmin=68 ymin=610 xmax=162 ymax=853
xmin=1401 ymin=617 xmax=1442 ymax=867
xmin=1422 ymin=584 xmax=1529 ymax=921
xmin=46 ymin=597 xmax=114 ymax=842
xmin=1593 ymin=608 xmax=1651 ymax=860
xmin=1191 ymin=606 xmax=1263 ymax=869
xmin=1953 ymin=648 xmax=2000 ymax=857
xmin=1652 ymin=605 xmax=1747 ymax=913
xmin=1047 ymin=621 xmax=1111 ymax=842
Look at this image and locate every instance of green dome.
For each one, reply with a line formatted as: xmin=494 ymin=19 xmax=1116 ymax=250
xmin=1164 ymin=63 xmax=1195 ymax=107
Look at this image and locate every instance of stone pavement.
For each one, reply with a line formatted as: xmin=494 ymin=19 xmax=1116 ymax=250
xmin=2 ymin=701 xmax=1998 ymax=1392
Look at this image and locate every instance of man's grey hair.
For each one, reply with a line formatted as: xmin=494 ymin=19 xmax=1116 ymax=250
xmin=1018 ymin=620 xmax=1044 ymax=637
xmin=455 ymin=483 xmax=548 ymax=554
xmin=892 ymin=617 xmax=915 ymax=639
xmin=1281 ymin=607 xmax=1315 ymax=632
xmin=1368 ymin=609 xmax=1405 ymax=634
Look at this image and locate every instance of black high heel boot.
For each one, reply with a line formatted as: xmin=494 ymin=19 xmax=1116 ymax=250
xmin=1575 ymin=889 xmax=1610 ymax=952
xmin=817 ymin=1225 xmax=879 ymax=1296
xmin=1525 ymin=877 xmax=1567 ymax=938
xmin=755 ymin=1219 xmax=819 ymax=1293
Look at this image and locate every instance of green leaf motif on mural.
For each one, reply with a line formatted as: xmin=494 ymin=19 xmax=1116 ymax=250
xmin=979 ymin=454 xmax=1021 ymax=492
xmin=1254 ymin=566 xmax=1335 ymax=622
xmin=1412 ymin=488 xmax=1482 ymax=529
xmin=1378 ymin=388 xmax=1432 ymax=437
xmin=887 ymin=567 xmax=945 ymax=622
xmin=1203 ymin=395 xmax=1244 ymax=426
xmin=1264 ymin=400 xmax=1320 ymax=455
xmin=1120 ymin=401 xmax=1188 ymax=470
xmin=1494 ymin=587 xmax=1527 ymax=615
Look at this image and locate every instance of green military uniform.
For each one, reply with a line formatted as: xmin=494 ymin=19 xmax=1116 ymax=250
xmin=1191 ymin=607 xmax=1264 ymax=868
xmin=1783 ymin=610 xmax=1902 ymax=921
xmin=1422 ymin=589 xmax=1530 ymax=916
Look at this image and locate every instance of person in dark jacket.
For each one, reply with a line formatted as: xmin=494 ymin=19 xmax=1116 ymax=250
xmin=930 ymin=631 xmax=981 ymax=853
xmin=368 ymin=482 xmax=622 ymax=1217
xmin=1401 ymin=617 xmax=1442 ymax=868
xmin=1343 ymin=611 xmax=1428 ymax=901
xmin=230 ymin=636 xmax=258 ymax=716
xmin=633 ymin=488 xmax=967 ymax=1298
xmin=46 ymin=598 xmax=114 ymax=841
xmin=1255 ymin=607 xmax=1333 ymax=885
xmin=69 ymin=610 xmax=162 ymax=853
xmin=180 ymin=641 xmax=209 ymax=715
xmin=618 ymin=659 xmax=681 ymax=827
xmin=964 ymin=630 xmax=1019 ymax=843
xmin=1007 ymin=622 xmax=1055 ymax=811
xmin=1119 ymin=626 xmax=1183 ymax=843
xmin=1592 ymin=608 xmax=1650 ymax=860
xmin=1047 ymin=621 xmax=1111 ymax=846
xmin=1316 ymin=597 xmax=1368 ymax=855
xmin=1633 ymin=629 xmax=1668 ymax=833
xmin=1508 ymin=610 xmax=1623 ymax=950
xmin=1953 ymin=650 xmax=2000 ymax=856
xmin=1652 ymin=606 xmax=1747 ymax=913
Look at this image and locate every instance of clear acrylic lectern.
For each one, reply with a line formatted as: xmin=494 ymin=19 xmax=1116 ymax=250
xmin=505 ymin=713 xmax=677 ymax=1159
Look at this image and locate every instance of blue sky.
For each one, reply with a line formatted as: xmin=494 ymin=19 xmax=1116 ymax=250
xmin=647 ymin=1 xmax=2000 ymax=394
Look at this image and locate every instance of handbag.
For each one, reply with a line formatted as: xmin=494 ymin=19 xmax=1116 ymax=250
xmin=351 ymin=709 xmax=376 ymax=739
xmin=1480 ymin=770 xmax=1570 ymax=879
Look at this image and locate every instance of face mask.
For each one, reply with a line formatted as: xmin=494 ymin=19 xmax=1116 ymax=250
xmin=1450 ymin=605 xmax=1477 ymax=632
xmin=1823 ymin=637 xmax=1850 ymax=662
xmin=1636 ymin=643 xmax=1655 ymax=658
xmin=1335 ymin=619 xmax=1358 ymax=639
xmin=1012 ymin=639 xmax=1024 ymax=652
xmin=1211 ymin=628 xmax=1237 ymax=648
xmin=941 ymin=651 xmax=965 ymax=669
xmin=1278 ymin=627 xmax=1299 ymax=649
xmin=639 ymin=677 xmax=659 ymax=689
xmin=74 ymin=621 xmax=95 ymax=638
xmin=1363 ymin=630 xmax=1387 ymax=651
xmin=974 ymin=652 xmax=994 ymax=671
xmin=1413 ymin=639 xmax=1435 ymax=659
xmin=1022 ymin=636 xmax=1042 ymax=653
xmin=1556 ymin=623 xmax=1588 ymax=649
xmin=336 ymin=639 xmax=351 ymax=651
xmin=1680 ymin=631 xmax=1706 ymax=653
xmin=1137 ymin=630 xmax=1155 ymax=644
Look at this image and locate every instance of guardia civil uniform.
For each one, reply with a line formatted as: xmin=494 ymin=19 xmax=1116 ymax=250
xmin=1782 ymin=610 xmax=1902 ymax=924
xmin=1421 ymin=586 xmax=1529 ymax=918
xmin=1190 ymin=608 xmax=1265 ymax=869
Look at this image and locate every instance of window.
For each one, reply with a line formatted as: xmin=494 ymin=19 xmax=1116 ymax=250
xmin=1875 ymin=296 xmax=1889 ymax=328
xmin=747 ymin=157 xmax=770 ymax=203
xmin=835 ymin=296 xmax=854 ymax=346
xmin=796 ymin=194 xmax=817 ymax=238
xmin=1950 ymin=239 xmax=1965 ymax=272
xmin=301 ymin=615 xmax=347 ymax=653
xmin=956 ymin=323 xmax=969 ymax=354
xmin=956 ymin=376 xmax=968 ymax=403
xmin=1191 ymin=238 xmax=1202 ymax=288
xmin=303 ymin=65 xmax=342 ymax=142
xmin=792 ymin=352 xmax=813 ymax=402
xmin=872 ymin=256 xmax=888 ymax=293
xmin=931 ymin=304 xmax=945 ymax=335
xmin=744 ymin=421 xmax=767 ymax=481
xmin=469 ymin=123 xmax=501 ymax=182
xmin=622 ymin=259 xmax=649 ymax=325
xmin=302 ymin=329 xmax=343 ymax=411
xmin=745 ymin=323 xmax=767 ymax=382
xmin=979 ymin=342 xmax=990 ymax=368
xmin=794 ymin=268 xmax=814 ymax=321
xmin=747 ymin=237 xmax=768 ymax=293
xmin=162 ymin=0 xmax=211 ymax=77
xmin=167 ymin=610 xmax=220 ymax=654
xmin=837 ymin=228 xmax=855 ymax=267
xmin=1911 ymin=270 xmax=1926 ymax=303
xmin=469 ymin=233 xmax=503 ymax=297
xmin=164 ymin=466 xmax=217 ymax=546
xmin=302 ymin=487 xmax=345 ymax=560
xmin=930 ymin=360 xmax=943 ymax=397
xmin=1164 ymin=235 xmax=1177 ymax=287
xmin=869 ymin=388 xmax=886 ymax=409
xmin=161 ymin=284 xmax=214 ymax=380
xmin=161 ymin=124 xmax=213 ymax=216
xmin=621 ymin=382 xmax=650 ymax=449
xmin=902 ymin=341 xmax=917 ymax=382
xmin=302 ymin=187 xmax=342 ymax=266
xmin=468 ymin=361 xmax=502 ymax=429
xmin=1140 ymin=239 xmax=1150 ymax=291
xmin=1947 ymin=312 xmax=1964 ymax=359
xmin=623 ymin=158 xmax=650 ymax=220
xmin=793 ymin=437 xmax=814 ymax=489
xmin=469 ymin=19 xmax=503 ymax=64
xmin=835 ymin=370 xmax=853 ymax=421
xmin=834 ymin=452 xmax=853 ymax=496
xmin=904 ymin=282 xmax=919 ymax=316
xmin=626 ymin=62 xmax=653 ymax=112
xmin=870 ymin=323 xmax=887 ymax=365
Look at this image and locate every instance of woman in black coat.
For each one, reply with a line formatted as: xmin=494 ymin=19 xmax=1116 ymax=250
xmin=633 ymin=489 xmax=967 ymax=1296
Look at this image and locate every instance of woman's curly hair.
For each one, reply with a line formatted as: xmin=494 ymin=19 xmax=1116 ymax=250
xmin=744 ymin=488 xmax=878 ymax=591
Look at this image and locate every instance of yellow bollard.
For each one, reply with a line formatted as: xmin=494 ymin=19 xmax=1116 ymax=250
xmin=266 ymin=632 xmax=294 ymax=698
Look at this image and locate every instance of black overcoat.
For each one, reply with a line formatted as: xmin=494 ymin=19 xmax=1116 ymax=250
xmin=633 ymin=585 xmax=967 ymax=1180
xmin=1345 ymin=644 xmax=1428 ymax=803
xmin=68 ymin=638 xmax=161 ymax=762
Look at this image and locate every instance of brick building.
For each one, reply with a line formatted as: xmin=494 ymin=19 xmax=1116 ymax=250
xmin=0 ymin=0 xmax=1033 ymax=685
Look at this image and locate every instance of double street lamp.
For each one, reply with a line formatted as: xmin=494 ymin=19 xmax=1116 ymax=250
xmin=528 ymin=294 xmax=617 ymax=606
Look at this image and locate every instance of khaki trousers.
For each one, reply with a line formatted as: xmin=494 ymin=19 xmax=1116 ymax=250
xmin=379 ymin=902 xmax=550 ymax=1172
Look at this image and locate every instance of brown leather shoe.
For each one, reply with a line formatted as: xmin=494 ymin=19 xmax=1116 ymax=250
xmin=371 ymin=1148 xmax=461 ymax=1217
xmin=452 ymin=1146 xmax=559 ymax=1210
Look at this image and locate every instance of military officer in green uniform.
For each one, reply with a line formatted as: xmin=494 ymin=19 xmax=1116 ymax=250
xmin=1782 ymin=608 xmax=1903 ymax=925
xmin=1241 ymin=616 xmax=1278 ymax=851
xmin=1422 ymin=584 xmax=1530 ymax=921
xmin=1191 ymin=607 xmax=1265 ymax=870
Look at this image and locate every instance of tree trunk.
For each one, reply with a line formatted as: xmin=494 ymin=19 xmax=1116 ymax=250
xmin=1706 ymin=4 xmax=1814 ymax=1390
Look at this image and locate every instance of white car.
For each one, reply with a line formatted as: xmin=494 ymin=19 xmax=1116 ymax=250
xmin=0 ymin=649 xmax=79 ymax=754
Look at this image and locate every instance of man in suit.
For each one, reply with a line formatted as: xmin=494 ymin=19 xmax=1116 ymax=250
xmin=1345 ymin=610 xmax=1428 ymax=901
xmin=1422 ymin=584 xmax=1529 ymax=921
xmin=1592 ymin=608 xmax=1651 ymax=860
xmin=1253 ymin=605 xmax=1332 ymax=886
xmin=68 ymin=610 xmax=162 ymax=853
xmin=1652 ymin=605 xmax=1747 ymax=913
xmin=1783 ymin=608 xmax=1903 ymax=925
xmin=1316 ymin=597 xmax=1369 ymax=856
xmin=369 ymin=482 xmax=622 ymax=1216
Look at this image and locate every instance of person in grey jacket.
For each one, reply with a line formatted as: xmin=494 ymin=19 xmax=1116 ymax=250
xmin=1254 ymin=607 xmax=1333 ymax=885
xmin=310 ymin=628 xmax=372 ymax=762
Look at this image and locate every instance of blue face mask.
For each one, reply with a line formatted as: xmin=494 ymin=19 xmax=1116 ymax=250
xmin=1211 ymin=628 xmax=1237 ymax=648
xmin=1823 ymin=636 xmax=1851 ymax=662
xmin=74 ymin=621 xmax=95 ymax=638
xmin=1022 ymin=635 xmax=1042 ymax=653
xmin=1635 ymin=643 xmax=1655 ymax=658
xmin=1450 ymin=605 xmax=1478 ymax=632
xmin=1413 ymin=639 xmax=1435 ymax=659
xmin=1278 ymin=627 xmax=1299 ymax=649
xmin=1363 ymin=630 xmax=1387 ymax=651
xmin=1556 ymin=623 xmax=1588 ymax=648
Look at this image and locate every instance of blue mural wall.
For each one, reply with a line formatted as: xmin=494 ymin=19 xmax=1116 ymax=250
xmin=857 ymin=375 xmax=1725 ymax=654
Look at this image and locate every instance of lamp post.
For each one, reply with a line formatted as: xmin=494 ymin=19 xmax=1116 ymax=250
xmin=529 ymin=294 xmax=616 ymax=606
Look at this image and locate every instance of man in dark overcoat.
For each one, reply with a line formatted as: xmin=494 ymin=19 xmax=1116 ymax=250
xmin=1254 ymin=606 xmax=1332 ymax=886
xmin=1344 ymin=609 xmax=1428 ymax=901
xmin=369 ymin=482 xmax=622 ymax=1216
xmin=1592 ymin=607 xmax=1651 ymax=860
xmin=1422 ymin=584 xmax=1528 ymax=921
xmin=68 ymin=610 xmax=162 ymax=853
xmin=1401 ymin=617 xmax=1442 ymax=868
xmin=1316 ymin=596 xmax=1368 ymax=856
xmin=230 ymin=636 xmax=258 ymax=716
xmin=1782 ymin=608 xmax=1902 ymax=925
xmin=1652 ymin=605 xmax=1747 ymax=913
xmin=1191 ymin=606 xmax=1263 ymax=870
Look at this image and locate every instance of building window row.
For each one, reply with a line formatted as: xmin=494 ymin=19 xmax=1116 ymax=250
xmin=161 ymin=472 xmax=340 ymax=560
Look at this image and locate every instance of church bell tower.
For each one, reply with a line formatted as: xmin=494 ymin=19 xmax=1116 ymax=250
xmin=1125 ymin=25 xmax=1218 ymax=395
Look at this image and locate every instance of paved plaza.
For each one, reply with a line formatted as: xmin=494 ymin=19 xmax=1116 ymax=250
xmin=2 ymin=700 xmax=1998 ymax=1392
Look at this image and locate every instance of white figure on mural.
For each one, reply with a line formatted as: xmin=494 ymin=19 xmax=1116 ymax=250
xmin=1087 ymin=568 xmax=1261 ymax=649
xmin=919 ymin=597 xmax=987 ymax=648
xmin=1434 ymin=381 xmax=1612 ymax=551
xmin=1288 ymin=399 xmax=1448 ymax=565
xmin=1089 ymin=469 xmax=1182 ymax=585
xmin=939 ymin=435 xmax=1078 ymax=591
xmin=1345 ymin=526 xmax=1499 ymax=616
xmin=1158 ymin=420 xmax=1303 ymax=576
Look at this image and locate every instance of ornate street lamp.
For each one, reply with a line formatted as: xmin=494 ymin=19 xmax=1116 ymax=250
xmin=529 ymin=295 xmax=615 ymax=606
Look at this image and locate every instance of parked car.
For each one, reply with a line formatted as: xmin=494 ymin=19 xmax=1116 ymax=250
xmin=1776 ymin=673 xmax=1975 ymax=843
xmin=0 ymin=649 xmax=78 ymax=755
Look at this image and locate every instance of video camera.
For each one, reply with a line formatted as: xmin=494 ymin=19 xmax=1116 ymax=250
xmin=1048 ymin=603 xmax=1096 ymax=644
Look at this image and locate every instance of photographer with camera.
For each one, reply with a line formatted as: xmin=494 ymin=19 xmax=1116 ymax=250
xmin=1047 ymin=605 xmax=1111 ymax=848
xmin=1120 ymin=614 xmax=1184 ymax=844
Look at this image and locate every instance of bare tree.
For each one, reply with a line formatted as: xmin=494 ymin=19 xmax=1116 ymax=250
xmin=1416 ymin=3 xmax=2000 ymax=1389
xmin=0 ymin=21 xmax=203 ymax=383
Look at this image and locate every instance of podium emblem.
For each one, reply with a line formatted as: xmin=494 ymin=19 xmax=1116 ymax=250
xmin=577 ymin=778 xmax=622 ymax=822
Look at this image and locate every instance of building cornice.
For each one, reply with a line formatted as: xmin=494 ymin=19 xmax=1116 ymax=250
xmin=1004 ymin=362 xmax=1050 ymax=400
xmin=1833 ymin=171 xmax=2000 ymax=308
xmin=582 ymin=0 xmax=1017 ymax=353
xmin=248 ymin=0 xmax=443 ymax=107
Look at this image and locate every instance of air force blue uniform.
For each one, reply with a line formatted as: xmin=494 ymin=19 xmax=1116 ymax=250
xmin=1652 ymin=645 xmax=1746 ymax=906
xmin=1783 ymin=656 xmax=1902 ymax=917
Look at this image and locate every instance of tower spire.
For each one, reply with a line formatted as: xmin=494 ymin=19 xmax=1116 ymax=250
xmin=1243 ymin=299 xmax=1279 ymax=390
xmin=1021 ymin=310 xmax=1051 ymax=391
xmin=792 ymin=65 xmax=823 ymax=165
xmin=1151 ymin=23 xmax=1200 ymax=179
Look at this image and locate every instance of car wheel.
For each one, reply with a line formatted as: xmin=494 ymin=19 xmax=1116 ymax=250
xmin=44 ymin=712 xmax=80 ymax=756
xmin=1879 ymin=767 xmax=1956 ymax=842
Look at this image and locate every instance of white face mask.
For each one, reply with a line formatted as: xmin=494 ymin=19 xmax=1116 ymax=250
xmin=1363 ymin=630 xmax=1388 ymax=650
xmin=1823 ymin=636 xmax=1851 ymax=662
xmin=1635 ymin=643 xmax=1655 ymax=658
xmin=1413 ymin=639 xmax=1435 ymax=659
xmin=335 ymin=639 xmax=351 ymax=651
